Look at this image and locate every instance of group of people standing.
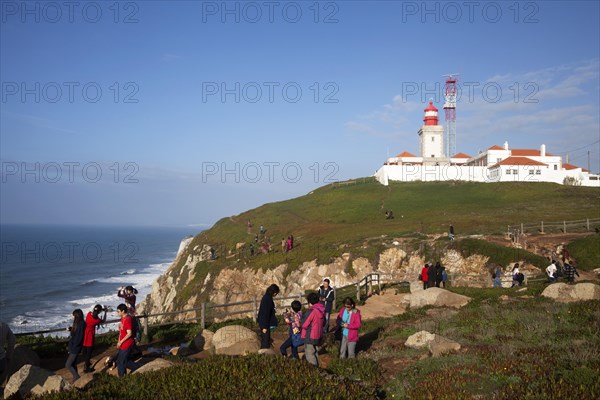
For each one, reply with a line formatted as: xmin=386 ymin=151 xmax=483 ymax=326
xmin=64 ymin=285 xmax=140 ymax=382
xmin=420 ymin=262 xmax=448 ymax=289
xmin=257 ymin=279 xmax=362 ymax=367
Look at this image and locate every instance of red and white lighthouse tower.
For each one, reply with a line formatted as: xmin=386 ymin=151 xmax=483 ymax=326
xmin=418 ymin=99 xmax=445 ymax=159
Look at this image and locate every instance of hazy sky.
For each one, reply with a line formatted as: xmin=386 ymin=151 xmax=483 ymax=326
xmin=1 ymin=0 xmax=599 ymax=227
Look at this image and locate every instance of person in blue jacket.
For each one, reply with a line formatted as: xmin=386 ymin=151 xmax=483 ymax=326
xmin=65 ymin=309 xmax=86 ymax=382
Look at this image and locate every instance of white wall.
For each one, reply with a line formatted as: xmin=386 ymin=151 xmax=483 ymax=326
xmin=374 ymin=165 xmax=600 ymax=187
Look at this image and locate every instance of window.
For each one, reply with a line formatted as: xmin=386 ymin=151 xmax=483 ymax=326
xmin=554 ymin=165 xmax=558 ymax=170
xmin=497 ymin=158 xmax=502 ymax=163
xmin=513 ymin=169 xmax=518 ymax=174
xmin=431 ymin=137 xmax=434 ymax=142
xmin=431 ymin=154 xmax=435 ymax=158
xmin=536 ymin=170 xmax=541 ymax=175
xmin=529 ymin=170 xmax=534 ymax=175
xmin=506 ymin=169 xmax=511 ymax=175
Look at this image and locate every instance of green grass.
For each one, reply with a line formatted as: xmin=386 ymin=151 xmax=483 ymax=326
xmin=173 ymin=181 xmax=598 ymax=307
xmin=568 ymin=234 xmax=600 ymax=271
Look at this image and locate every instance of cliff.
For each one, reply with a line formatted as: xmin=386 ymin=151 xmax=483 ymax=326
xmin=139 ymin=180 xmax=596 ymax=323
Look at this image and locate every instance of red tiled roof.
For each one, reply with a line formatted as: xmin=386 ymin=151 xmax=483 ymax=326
xmin=563 ymin=163 xmax=590 ymax=172
xmin=563 ymin=163 xmax=579 ymax=170
xmin=396 ymin=151 xmax=417 ymax=157
xmin=490 ymin=156 xmax=547 ymax=168
xmin=511 ymin=149 xmax=555 ymax=157
xmin=451 ymin=152 xmax=471 ymax=158
xmin=488 ymin=145 xmax=504 ymax=150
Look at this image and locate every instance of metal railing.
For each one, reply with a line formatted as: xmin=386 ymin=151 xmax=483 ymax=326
xmin=14 ymin=273 xmax=389 ymax=339
xmin=508 ymin=217 xmax=600 ymax=236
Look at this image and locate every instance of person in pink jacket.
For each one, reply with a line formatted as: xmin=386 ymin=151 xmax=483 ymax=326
xmin=336 ymin=297 xmax=361 ymax=358
xmin=300 ymin=292 xmax=325 ymax=366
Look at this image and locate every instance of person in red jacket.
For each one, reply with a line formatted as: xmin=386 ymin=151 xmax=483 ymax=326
xmin=421 ymin=263 xmax=429 ymax=290
xmin=82 ymin=304 xmax=107 ymax=372
xmin=300 ymin=292 xmax=324 ymax=367
xmin=336 ymin=297 xmax=361 ymax=358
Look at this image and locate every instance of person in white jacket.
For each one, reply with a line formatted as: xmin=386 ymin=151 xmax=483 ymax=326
xmin=546 ymin=261 xmax=557 ymax=283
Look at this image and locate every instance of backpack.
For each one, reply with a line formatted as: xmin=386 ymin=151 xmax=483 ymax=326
xmin=516 ymin=273 xmax=525 ymax=283
xmin=132 ymin=316 xmax=143 ymax=343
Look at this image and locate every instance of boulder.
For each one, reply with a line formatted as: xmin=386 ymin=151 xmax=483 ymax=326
xmin=410 ymin=280 xmax=424 ymax=293
xmin=405 ymin=331 xmax=435 ymax=348
xmin=4 ymin=365 xmax=70 ymax=399
xmin=133 ymin=358 xmax=174 ymax=374
xmin=7 ymin=345 xmax=40 ymax=376
xmin=404 ymin=331 xmax=461 ymax=357
xmin=429 ymin=335 xmax=461 ymax=357
xmin=258 ymin=348 xmax=276 ymax=356
xmin=409 ymin=287 xmax=471 ymax=309
xmin=212 ymin=325 xmax=260 ymax=355
xmin=73 ymin=373 xmax=95 ymax=390
xmin=541 ymin=283 xmax=600 ymax=303
xmin=169 ymin=346 xmax=195 ymax=357
xmin=192 ymin=330 xmax=214 ymax=352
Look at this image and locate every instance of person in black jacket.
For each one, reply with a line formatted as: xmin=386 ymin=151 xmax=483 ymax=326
xmin=427 ymin=262 xmax=436 ymax=289
xmin=318 ymin=279 xmax=335 ymax=333
xmin=435 ymin=262 xmax=443 ymax=287
xmin=65 ymin=309 xmax=86 ymax=382
xmin=257 ymin=284 xmax=279 ymax=349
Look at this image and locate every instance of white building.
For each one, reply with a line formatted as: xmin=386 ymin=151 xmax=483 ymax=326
xmin=375 ymin=102 xmax=599 ymax=187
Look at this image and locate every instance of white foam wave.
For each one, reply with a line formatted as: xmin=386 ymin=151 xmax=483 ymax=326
xmin=11 ymin=261 xmax=172 ymax=335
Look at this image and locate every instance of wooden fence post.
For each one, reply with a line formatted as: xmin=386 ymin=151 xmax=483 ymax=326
xmin=541 ymin=221 xmax=544 ymax=233
xmin=356 ymin=283 xmax=360 ymax=301
xmin=587 ymin=218 xmax=590 ymax=231
xmin=200 ymin=303 xmax=206 ymax=330
xmin=142 ymin=313 xmax=149 ymax=343
xmin=521 ymin=223 xmax=524 ymax=234
xmin=252 ymin=297 xmax=257 ymax=320
xmin=377 ymin=273 xmax=381 ymax=294
xmin=563 ymin=220 xmax=567 ymax=233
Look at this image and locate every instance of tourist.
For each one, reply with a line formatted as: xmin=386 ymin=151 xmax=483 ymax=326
xmin=115 ymin=304 xmax=140 ymax=377
xmin=260 ymin=225 xmax=265 ymax=235
xmin=421 ymin=263 xmax=429 ymax=290
xmin=65 ymin=309 xmax=86 ymax=382
xmin=300 ymin=292 xmax=325 ymax=367
xmin=117 ymin=286 xmax=138 ymax=315
xmin=0 ymin=322 xmax=16 ymax=384
xmin=281 ymin=238 xmax=287 ymax=253
xmin=318 ymin=279 xmax=335 ymax=333
xmin=280 ymin=300 xmax=303 ymax=359
xmin=546 ymin=261 xmax=558 ymax=283
xmin=82 ymin=304 xmax=107 ymax=372
xmin=442 ymin=266 xmax=448 ymax=288
xmin=435 ymin=262 xmax=443 ymax=287
xmin=287 ymin=236 xmax=292 ymax=252
xmin=257 ymin=284 xmax=279 ymax=349
xmin=511 ymin=263 xmax=520 ymax=287
xmin=493 ymin=265 xmax=503 ymax=288
xmin=564 ymin=260 xmax=580 ymax=284
xmin=449 ymin=224 xmax=455 ymax=241
xmin=427 ymin=261 xmax=436 ymax=288
xmin=336 ymin=297 xmax=361 ymax=359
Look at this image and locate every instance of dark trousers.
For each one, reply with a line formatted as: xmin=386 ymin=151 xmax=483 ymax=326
xmin=260 ymin=328 xmax=271 ymax=349
xmin=82 ymin=346 xmax=93 ymax=369
xmin=116 ymin=347 xmax=140 ymax=377
xmin=279 ymin=337 xmax=299 ymax=359
xmin=423 ymin=281 xmax=428 ymax=290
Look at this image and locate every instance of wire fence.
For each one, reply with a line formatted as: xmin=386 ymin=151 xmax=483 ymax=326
xmin=507 ymin=217 xmax=600 ymax=237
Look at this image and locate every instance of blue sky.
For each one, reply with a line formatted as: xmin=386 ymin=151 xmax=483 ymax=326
xmin=1 ymin=0 xmax=599 ymax=227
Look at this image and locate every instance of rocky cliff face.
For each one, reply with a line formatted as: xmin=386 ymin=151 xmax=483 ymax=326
xmin=140 ymin=238 xmax=543 ymax=325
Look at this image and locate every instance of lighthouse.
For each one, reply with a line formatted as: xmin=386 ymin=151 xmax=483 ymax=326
xmin=418 ymin=100 xmax=445 ymax=161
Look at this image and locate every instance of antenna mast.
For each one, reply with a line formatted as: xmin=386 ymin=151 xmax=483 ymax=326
xmin=443 ymin=74 xmax=459 ymax=157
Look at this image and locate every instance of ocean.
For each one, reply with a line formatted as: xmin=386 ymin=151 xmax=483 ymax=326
xmin=0 ymin=224 xmax=195 ymax=335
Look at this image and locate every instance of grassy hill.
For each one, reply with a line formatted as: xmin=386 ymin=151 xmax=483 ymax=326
xmin=188 ymin=180 xmax=599 ymax=268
